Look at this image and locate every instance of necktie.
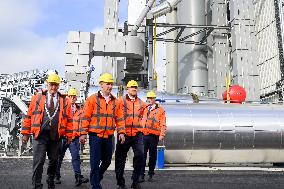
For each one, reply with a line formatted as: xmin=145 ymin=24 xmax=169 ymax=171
xmin=147 ymin=106 xmax=151 ymax=117
xmin=49 ymin=94 xmax=54 ymax=113
xmin=72 ymin=105 xmax=75 ymax=116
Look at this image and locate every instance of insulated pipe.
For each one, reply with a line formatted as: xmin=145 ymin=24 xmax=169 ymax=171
xmin=163 ymin=103 xmax=284 ymax=163
xmin=178 ymin=0 xmax=207 ymax=96
xmin=166 ymin=9 xmax=178 ymax=93
xmin=130 ymin=0 xmax=155 ymax=36
xmin=149 ymin=0 xmax=182 ymax=18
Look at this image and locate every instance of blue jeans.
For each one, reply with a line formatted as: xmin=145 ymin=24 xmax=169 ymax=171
xmin=89 ymin=134 xmax=113 ymax=189
xmin=56 ymin=137 xmax=81 ymax=178
xmin=141 ymin=134 xmax=159 ymax=176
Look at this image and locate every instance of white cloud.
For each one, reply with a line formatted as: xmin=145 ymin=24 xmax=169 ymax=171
xmin=0 ymin=31 xmax=67 ymax=75
xmin=0 ymin=0 xmax=41 ymax=31
xmin=92 ymin=26 xmax=104 ymax=35
xmin=0 ymin=0 xmax=67 ymax=75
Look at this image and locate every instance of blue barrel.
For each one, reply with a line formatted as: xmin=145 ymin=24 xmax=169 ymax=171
xmin=156 ymin=146 xmax=165 ymax=169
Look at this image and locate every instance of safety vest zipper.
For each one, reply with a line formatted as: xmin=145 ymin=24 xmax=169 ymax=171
xmin=102 ymin=102 xmax=108 ymax=138
xmin=131 ymin=101 xmax=134 ymax=136
xmin=145 ymin=106 xmax=151 ymax=129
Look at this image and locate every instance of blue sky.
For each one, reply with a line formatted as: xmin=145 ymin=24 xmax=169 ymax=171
xmin=0 ymin=0 xmax=128 ymax=74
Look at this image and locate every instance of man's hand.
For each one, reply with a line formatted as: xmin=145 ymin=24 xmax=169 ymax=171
xmin=22 ymin=135 xmax=29 ymax=144
xmin=79 ymin=135 xmax=87 ymax=144
xmin=159 ymin=135 xmax=164 ymax=141
xmin=118 ymin=134 xmax=125 ymax=144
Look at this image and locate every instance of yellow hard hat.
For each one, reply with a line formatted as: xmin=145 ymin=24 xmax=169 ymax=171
xmin=68 ymin=88 xmax=78 ymax=96
xmin=127 ymin=80 xmax=138 ymax=88
xmin=47 ymin=73 xmax=61 ymax=84
xmin=146 ymin=91 xmax=156 ymax=98
xmin=99 ymin=73 xmax=114 ymax=83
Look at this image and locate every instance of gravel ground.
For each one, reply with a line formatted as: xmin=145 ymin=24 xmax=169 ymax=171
xmin=1 ymin=158 xmax=284 ymax=189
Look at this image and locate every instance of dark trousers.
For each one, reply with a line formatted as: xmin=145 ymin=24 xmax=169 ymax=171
xmin=56 ymin=137 xmax=81 ymax=178
xmin=141 ymin=134 xmax=159 ymax=176
xmin=115 ymin=132 xmax=144 ymax=186
xmin=89 ymin=134 xmax=113 ymax=189
xmin=32 ymin=133 xmax=60 ymax=189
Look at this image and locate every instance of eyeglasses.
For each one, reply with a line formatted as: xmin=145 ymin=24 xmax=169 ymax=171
xmin=48 ymin=83 xmax=59 ymax=87
xmin=129 ymin=86 xmax=138 ymax=89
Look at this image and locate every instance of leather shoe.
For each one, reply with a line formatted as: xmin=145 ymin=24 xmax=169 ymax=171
xmin=47 ymin=181 xmax=55 ymax=189
xmin=75 ymin=175 xmax=89 ymax=186
xmin=148 ymin=175 xmax=154 ymax=182
xmin=117 ymin=185 xmax=128 ymax=189
xmin=131 ymin=182 xmax=142 ymax=189
xmin=55 ymin=177 xmax=61 ymax=184
xmin=138 ymin=175 xmax=145 ymax=183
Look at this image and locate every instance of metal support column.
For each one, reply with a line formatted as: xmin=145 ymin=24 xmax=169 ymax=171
xmin=166 ymin=8 xmax=178 ymax=93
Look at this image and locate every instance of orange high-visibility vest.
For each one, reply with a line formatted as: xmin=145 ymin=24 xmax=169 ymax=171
xmin=21 ymin=91 xmax=73 ymax=139
xmin=71 ymin=104 xmax=83 ymax=139
xmin=118 ymin=95 xmax=146 ymax=136
xmin=141 ymin=104 xmax=167 ymax=138
xmin=81 ymin=92 xmax=125 ymax=138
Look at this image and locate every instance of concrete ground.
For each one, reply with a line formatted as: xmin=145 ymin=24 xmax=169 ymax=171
xmin=1 ymin=158 xmax=284 ymax=189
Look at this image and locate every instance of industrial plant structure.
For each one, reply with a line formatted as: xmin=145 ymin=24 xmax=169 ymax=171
xmin=1 ymin=0 xmax=284 ymax=164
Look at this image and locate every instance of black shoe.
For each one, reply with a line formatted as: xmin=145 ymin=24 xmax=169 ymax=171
xmin=75 ymin=175 xmax=82 ymax=186
xmin=55 ymin=177 xmax=61 ymax=184
xmin=138 ymin=175 xmax=145 ymax=183
xmin=131 ymin=183 xmax=142 ymax=189
xmin=80 ymin=175 xmax=89 ymax=184
xmin=34 ymin=183 xmax=43 ymax=189
xmin=75 ymin=175 xmax=89 ymax=186
xmin=47 ymin=180 xmax=55 ymax=189
xmin=148 ymin=175 xmax=154 ymax=182
xmin=117 ymin=185 xmax=128 ymax=189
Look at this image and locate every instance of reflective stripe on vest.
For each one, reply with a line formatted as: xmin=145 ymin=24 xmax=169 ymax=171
xmin=91 ymin=114 xmax=114 ymax=118
xmin=73 ymin=110 xmax=81 ymax=135
xmin=32 ymin=111 xmax=41 ymax=115
xmin=82 ymin=117 xmax=91 ymax=121
xmin=125 ymin=125 xmax=141 ymax=129
xmin=91 ymin=95 xmax=116 ymax=130
xmin=117 ymin=126 xmax=125 ymax=133
xmin=123 ymin=97 xmax=142 ymax=119
xmin=146 ymin=108 xmax=160 ymax=130
xmin=32 ymin=123 xmax=41 ymax=127
xmin=66 ymin=130 xmax=73 ymax=134
xmin=22 ymin=127 xmax=31 ymax=130
xmin=31 ymin=94 xmax=42 ymax=129
xmin=89 ymin=125 xmax=115 ymax=131
xmin=117 ymin=117 xmax=124 ymax=121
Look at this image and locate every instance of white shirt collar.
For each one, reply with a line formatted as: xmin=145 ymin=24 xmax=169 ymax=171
xmin=47 ymin=91 xmax=58 ymax=107
xmin=148 ymin=104 xmax=156 ymax=111
xmin=99 ymin=91 xmax=111 ymax=104
xmin=47 ymin=91 xmax=58 ymax=98
xmin=128 ymin=94 xmax=136 ymax=101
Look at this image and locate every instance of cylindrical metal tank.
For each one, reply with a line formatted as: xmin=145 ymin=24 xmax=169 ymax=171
xmin=177 ymin=0 xmax=208 ymax=96
xmin=163 ymin=103 xmax=284 ymax=163
xmin=88 ymin=86 xmax=284 ymax=164
xmin=87 ymin=86 xmax=218 ymax=103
